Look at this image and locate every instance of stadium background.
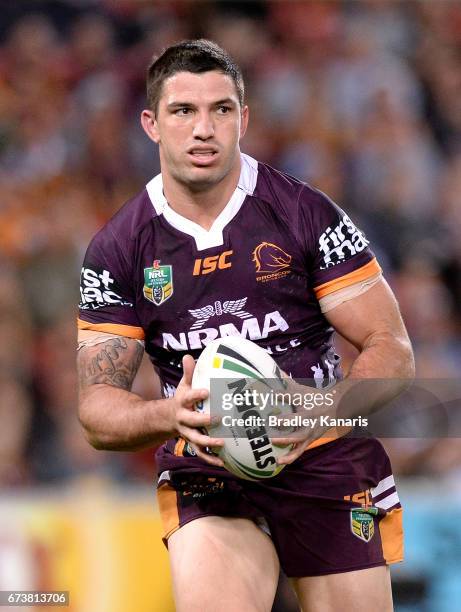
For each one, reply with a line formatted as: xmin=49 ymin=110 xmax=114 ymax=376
xmin=0 ymin=1 xmax=460 ymax=610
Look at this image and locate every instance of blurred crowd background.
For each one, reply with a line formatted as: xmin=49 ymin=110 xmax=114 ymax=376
xmin=1 ymin=0 xmax=461 ymax=507
xmin=1 ymin=1 xmax=460 ymax=609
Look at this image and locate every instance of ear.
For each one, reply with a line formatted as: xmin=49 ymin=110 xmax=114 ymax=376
xmin=240 ymin=105 xmax=249 ymax=140
xmin=140 ymin=109 xmax=160 ymax=144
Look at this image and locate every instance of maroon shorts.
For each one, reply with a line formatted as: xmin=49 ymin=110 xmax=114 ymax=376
xmin=156 ymin=436 xmax=403 ymax=577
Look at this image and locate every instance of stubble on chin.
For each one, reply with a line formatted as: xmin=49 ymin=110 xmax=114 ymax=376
xmin=171 ymin=163 xmax=231 ymax=193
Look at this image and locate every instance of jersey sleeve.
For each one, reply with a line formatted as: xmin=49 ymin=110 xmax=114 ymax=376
xmin=298 ymin=187 xmax=381 ymax=300
xmin=78 ymin=224 xmax=145 ymax=340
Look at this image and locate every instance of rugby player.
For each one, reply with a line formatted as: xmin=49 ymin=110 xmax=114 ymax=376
xmin=77 ymin=40 xmax=415 ymax=611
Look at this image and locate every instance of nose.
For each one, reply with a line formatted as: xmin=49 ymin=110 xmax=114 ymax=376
xmin=193 ymin=111 xmax=214 ymax=140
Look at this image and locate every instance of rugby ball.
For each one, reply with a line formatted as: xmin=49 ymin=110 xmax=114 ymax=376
xmin=192 ymin=337 xmax=294 ymax=481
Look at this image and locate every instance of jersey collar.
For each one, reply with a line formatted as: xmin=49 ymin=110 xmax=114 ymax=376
xmin=145 ymin=153 xmax=258 ymax=251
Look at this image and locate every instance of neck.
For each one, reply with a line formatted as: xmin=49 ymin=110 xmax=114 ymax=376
xmin=161 ymin=154 xmax=242 ymax=231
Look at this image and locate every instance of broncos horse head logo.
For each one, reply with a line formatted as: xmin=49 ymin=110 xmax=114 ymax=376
xmin=252 ymin=242 xmax=292 ymax=274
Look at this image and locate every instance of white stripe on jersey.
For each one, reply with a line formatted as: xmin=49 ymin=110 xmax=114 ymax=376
xmin=371 ymin=474 xmax=395 ymax=498
xmin=374 ymin=491 xmax=400 ymax=510
xmin=158 ymin=470 xmax=171 ymax=485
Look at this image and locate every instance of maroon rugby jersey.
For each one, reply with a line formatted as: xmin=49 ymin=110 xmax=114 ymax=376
xmin=78 ymin=154 xmax=380 ymax=469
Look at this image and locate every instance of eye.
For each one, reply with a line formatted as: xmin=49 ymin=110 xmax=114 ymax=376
xmin=175 ymin=108 xmax=192 ymax=116
xmin=217 ymin=106 xmax=231 ymax=114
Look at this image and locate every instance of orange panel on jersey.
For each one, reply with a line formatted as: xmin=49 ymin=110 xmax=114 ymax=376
xmin=174 ymin=438 xmax=186 ymax=457
xmin=379 ymin=507 xmax=404 ymax=564
xmin=157 ymin=484 xmax=180 ymax=543
xmin=307 ymin=436 xmax=338 ymax=450
xmin=314 ymin=258 xmax=381 ymax=299
xmin=306 ymin=426 xmax=352 ymax=450
xmin=77 ymin=318 xmax=145 ymax=340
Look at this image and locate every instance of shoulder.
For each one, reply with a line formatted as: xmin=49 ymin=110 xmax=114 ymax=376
xmin=251 ymin=158 xmax=344 ymax=250
xmin=106 ymin=187 xmax=155 ymax=243
xmin=88 ymin=187 xmax=155 ymax=255
xmin=253 ymin=159 xmax=334 ymax=218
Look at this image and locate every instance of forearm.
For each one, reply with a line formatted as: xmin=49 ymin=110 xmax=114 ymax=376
xmin=76 ymin=336 xmax=219 ymax=463
xmin=348 ymin=331 xmax=415 ymax=380
xmin=277 ymin=333 xmax=415 ymax=459
xmin=276 ymin=273 xmax=416 ymax=463
xmin=77 ymin=335 xmax=178 ymax=451
xmin=333 ymin=331 xmax=415 ymax=419
xmin=321 ymin=280 xmax=415 ymax=420
xmin=79 ymin=384 xmax=176 ymax=451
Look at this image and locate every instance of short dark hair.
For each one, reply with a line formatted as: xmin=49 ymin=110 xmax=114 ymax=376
xmin=146 ymin=39 xmax=244 ymax=114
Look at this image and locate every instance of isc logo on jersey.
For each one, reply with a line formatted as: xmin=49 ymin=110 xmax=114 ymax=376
xmin=162 ymin=297 xmax=289 ymax=351
xmin=79 ymin=266 xmax=133 ymax=310
xmin=318 ymin=214 xmax=369 ymax=269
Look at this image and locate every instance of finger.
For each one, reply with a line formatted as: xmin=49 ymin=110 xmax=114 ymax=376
xmin=271 ymin=436 xmax=299 ymax=447
xmin=189 ymin=443 xmax=224 ymax=467
xmin=180 ymin=354 xmax=196 ymax=387
xmin=271 ymin=441 xmax=294 ymax=449
xmin=180 ymin=387 xmax=209 ymax=410
xmin=276 ymin=442 xmax=309 ymax=465
xmin=177 ymin=408 xmax=214 ymax=429
xmin=179 ymin=425 xmax=224 ymax=449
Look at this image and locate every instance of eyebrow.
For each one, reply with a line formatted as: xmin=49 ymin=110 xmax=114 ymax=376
xmin=213 ymin=98 xmax=236 ymax=106
xmin=166 ymin=98 xmax=237 ymax=110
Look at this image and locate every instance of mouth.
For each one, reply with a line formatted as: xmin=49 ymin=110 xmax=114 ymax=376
xmin=187 ymin=148 xmax=218 ymax=166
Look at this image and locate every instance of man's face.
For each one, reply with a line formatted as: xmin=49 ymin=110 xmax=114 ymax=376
xmin=142 ymin=70 xmax=248 ymax=191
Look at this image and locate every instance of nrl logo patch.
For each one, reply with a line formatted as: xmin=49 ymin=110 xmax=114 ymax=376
xmin=351 ymin=508 xmax=377 ymax=543
xmin=144 ymin=260 xmax=173 ymax=306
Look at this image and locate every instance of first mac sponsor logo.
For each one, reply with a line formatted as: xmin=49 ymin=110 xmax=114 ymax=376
xmin=318 ymin=214 xmax=369 ymax=269
xmin=79 ymin=265 xmax=132 ymax=310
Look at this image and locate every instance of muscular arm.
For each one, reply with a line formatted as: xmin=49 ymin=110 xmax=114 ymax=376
xmin=78 ymin=336 xmax=144 ymax=390
xmin=325 ymin=277 xmax=415 ymax=417
xmin=78 ymin=336 xmax=172 ymax=450
xmin=328 ymin=277 xmax=415 ymax=381
xmin=77 ymin=334 xmax=223 ymax=463
xmin=276 ymin=278 xmax=415 ymax=463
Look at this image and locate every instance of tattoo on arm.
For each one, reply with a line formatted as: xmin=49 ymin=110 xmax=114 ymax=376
xmin=77 ymin=337 xmax=144 ymax=390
